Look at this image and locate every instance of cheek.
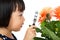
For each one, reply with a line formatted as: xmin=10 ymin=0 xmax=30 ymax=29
xmin=12 ymin=17 xmax=24 ymax=27
xmin=11 ymin=20 xmax=22 ymax=31
xmin=12 ymin=18 xmax=21 ymax=27
xmin=9 ymin=18 xmax=21 ymax=30
xmin=9 ymin=15 xmax=24 ymax=31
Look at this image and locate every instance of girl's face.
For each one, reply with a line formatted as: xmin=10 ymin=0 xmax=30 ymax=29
xmin=8 ymin=6 xmax=25 ymax=31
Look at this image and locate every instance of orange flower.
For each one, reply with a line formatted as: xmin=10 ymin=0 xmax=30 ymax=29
xmin=38 ymin=7 xmax=53 ymax=23
xmin=54 ymin=6 xmax=60 ymax=20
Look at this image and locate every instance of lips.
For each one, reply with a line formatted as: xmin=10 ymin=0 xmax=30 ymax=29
xmin=20 ymin=23 xmax=24 ymax=27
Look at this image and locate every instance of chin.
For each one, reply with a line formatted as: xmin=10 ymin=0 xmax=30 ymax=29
xmin=13 ymin=26 xmax=22 ymax=32
xmin=14 ymin=30 xmax=20 ymax=32
xmin=13 ymin=28 xmax=21 ymax=32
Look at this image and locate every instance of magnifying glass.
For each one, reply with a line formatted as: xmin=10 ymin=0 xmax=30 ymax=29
xmin=29 ymin=11 xmax=38 ymax=27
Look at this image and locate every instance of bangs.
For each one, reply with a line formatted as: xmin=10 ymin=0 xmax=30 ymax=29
xmin=18 ymin=1 xmax=25 ymax=12
xmin=13 ymin=0 xmax=25 ymax=12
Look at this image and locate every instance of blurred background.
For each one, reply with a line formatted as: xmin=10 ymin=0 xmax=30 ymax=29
xmin=12 ymin=0 xmax=60 ymax=40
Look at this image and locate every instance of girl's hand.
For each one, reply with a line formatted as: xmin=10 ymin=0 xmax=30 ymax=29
xmin=24 ymin=25 xmax=36 ymax=40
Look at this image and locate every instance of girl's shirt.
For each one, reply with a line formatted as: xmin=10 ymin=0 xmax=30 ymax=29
xmin=0 ymin=33 xmax=17 ymax=40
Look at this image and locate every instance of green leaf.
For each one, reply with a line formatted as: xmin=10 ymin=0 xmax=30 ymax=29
xmin=36 ymin=28 xmax=42 ymax=33
xmin=55 ymin=21 xmax=60 ymax=29
xmin=41 ymin=26 xmax=60 ymax=40
xmin=41 ymin=20 xmax=47 ymax=27
xmin=45 ymin=21 xmax=56 ymax=32
xmin=41 ymin=33 xmax=46 ymax=37
xmin=57 ymin=32 xmax=60 ymax=37
xmin=34 ymin=37 xmax=45 ymax=40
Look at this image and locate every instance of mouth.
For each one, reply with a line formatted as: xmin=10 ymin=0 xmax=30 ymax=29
xmin=20 ymin=25 xmax=23 ymax=27
xmin=20 ymin=23 xmax=24 ymax=27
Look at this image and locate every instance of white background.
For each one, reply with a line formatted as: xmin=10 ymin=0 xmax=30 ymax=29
xmin=13 ymin=0 xmax=60 ymax=40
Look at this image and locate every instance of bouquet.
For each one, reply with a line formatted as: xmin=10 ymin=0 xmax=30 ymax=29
xmin=34 ymin=6 xmax=60 ymax=40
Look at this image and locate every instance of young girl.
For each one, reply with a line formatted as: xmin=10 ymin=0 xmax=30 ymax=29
xmin=0 ymin=0 xmax=36 ymax=40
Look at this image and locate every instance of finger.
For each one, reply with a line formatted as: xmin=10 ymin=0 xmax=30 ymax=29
xmin=30 ymin=26 xmax=37 ymax=29
xmin=32 ymin=29 xmax=35 ymax=32
xmin=32 ymin=29 xmax=36 ymax=34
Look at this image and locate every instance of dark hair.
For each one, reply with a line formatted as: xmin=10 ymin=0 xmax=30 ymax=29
xmin=0 ymin=0 xmax=25 ymax=27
